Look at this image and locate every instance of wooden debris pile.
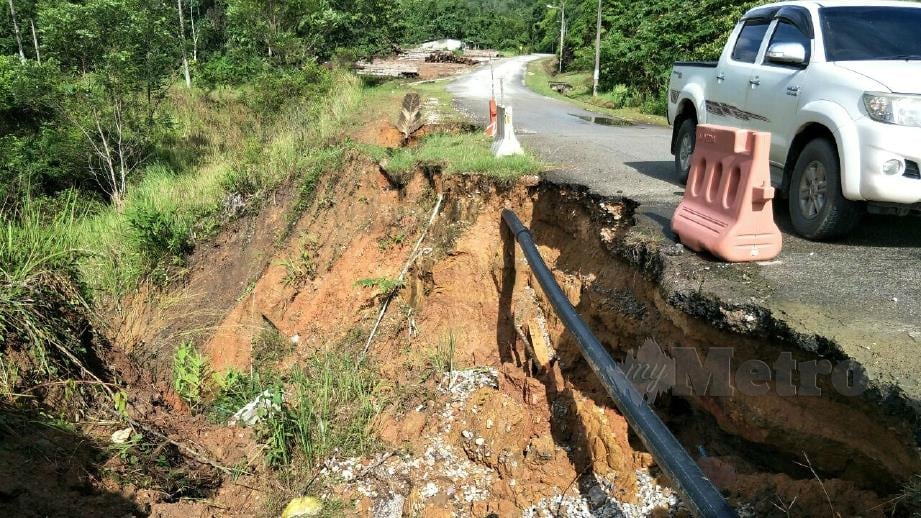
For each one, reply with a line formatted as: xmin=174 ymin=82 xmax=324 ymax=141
xmin=425 ymin=51 xmax=476 ymax=65
xmin=356 ymin=45 xmax=498 ymax=78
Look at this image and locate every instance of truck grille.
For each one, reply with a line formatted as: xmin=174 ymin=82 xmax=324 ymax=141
xmin=905 ymin=160 xmax=921 ymax=180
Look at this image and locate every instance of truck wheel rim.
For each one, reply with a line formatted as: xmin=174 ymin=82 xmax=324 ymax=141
xmin=798 ymin=161 xmax=828 ymax=220
xmin=679 ymin=134 xmax=693 ymax=173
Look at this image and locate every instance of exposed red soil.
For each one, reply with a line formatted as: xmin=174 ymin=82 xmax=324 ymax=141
xmin=352 ymin=119 xmax=404 ymax=148
xmin=25 ymin=141 xmax=913 ymax=516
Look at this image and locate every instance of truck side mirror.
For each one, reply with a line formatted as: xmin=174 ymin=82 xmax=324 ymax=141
xmin=766 ymin=43 xmax=807 ymax=67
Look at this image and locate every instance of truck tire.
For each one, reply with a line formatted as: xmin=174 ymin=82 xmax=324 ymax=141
xmin=674 ymin=118 xmax=696 ymax=185
xmin=788 ymin=138 xmax=863 ymax=240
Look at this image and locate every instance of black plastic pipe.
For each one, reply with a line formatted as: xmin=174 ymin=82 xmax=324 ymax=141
xmin=501 ymin=209 xmax=736 ymax=518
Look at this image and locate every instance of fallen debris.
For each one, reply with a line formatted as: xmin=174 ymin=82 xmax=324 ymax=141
xmin=228 ymin=389 xmax=282 ymax=427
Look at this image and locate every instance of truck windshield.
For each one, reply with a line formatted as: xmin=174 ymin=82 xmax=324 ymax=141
xmin=821 ymin=6 xmax=921 ymax=61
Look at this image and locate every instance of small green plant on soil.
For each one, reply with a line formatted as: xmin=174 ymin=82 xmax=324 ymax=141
xmin=251 ymin=326 xmax=294 ymax=375
xmin=172 ymin=342 xmax=208 ymax=409
xmin=376 ymin=231 xmax=406 ymax=251
xmin=356 ymin=277 xmax=404 ymax=297
xmin=429 ymin=333 xmax=457 ymax=374
xmin=281 ymin=234 xmax=319 ymax=287
xmin=237 ymin=280 xmax=257 ymax=301
xmin=280 ymin=251 xmax=316 ymax=286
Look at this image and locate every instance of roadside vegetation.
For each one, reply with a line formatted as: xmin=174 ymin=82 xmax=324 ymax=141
xmin=525 ymin=57 xmax=666 ymax=125
xmin=0 ymin=0 xmax=549 ymax=512
xmin=532 ymin=0 xmax=761 ymax=116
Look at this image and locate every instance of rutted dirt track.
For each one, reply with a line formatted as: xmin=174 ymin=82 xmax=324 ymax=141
xmin=60 ymin=121 xmax=917 ymax=516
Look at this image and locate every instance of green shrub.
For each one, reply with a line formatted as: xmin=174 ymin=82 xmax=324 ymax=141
xmin=172 ymin=343 xmax=207 ymax=409
xmin=221 ymin=168 xmax=263 ymax=199
xmin=124 ymin=197 xmax=193 ymax=268
xmin=601 ymin=84 xmax=633 ymax=109
xmin=245 ymin=64 xmax=332 ymax=116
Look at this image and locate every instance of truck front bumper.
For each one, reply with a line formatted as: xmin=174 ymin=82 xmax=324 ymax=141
xmin=856 ymin=119 xmax=921 ymax=204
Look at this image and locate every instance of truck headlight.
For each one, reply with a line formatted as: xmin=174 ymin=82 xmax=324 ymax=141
xmin=862 ymin=92 xmax=921 ymax=127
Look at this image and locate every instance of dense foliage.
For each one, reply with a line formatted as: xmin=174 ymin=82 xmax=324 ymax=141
xmin=0 ymin=0 xmax=550 ymax=208
xmin=539 ymin=0 xmax=761 ymax=111
xmin=399 ymin=0 xmax=543 ymax=51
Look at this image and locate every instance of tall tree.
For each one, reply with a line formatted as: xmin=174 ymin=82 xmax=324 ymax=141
xmin=176 ymin=0 xmax=191 ymax=87
xmin=28 ymin=17 xmax=37 ymax=63
xmin=6 ymin=0 xmax=25 ymax=63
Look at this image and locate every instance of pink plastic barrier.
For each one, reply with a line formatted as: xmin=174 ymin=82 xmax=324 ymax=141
xmin=672 ymin=124 xmax=782 ymax=262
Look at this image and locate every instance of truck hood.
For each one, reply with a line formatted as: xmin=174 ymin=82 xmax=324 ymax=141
xmin=835 ymin=61 xmax=921 ymax=94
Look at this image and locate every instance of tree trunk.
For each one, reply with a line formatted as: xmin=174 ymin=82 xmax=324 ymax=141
xmin=188 ymin=0 xmax=197 ymax=62
xmin=592 ymin=0 xmax=602 ymax=96
xmin=176 ymin=0 xmax=192 ymax=87
xmin=30 ymin=18 xmax=39 ymax=64
xmin=6 ymin=0 xmax=26 ymax=64
xmin=267 ymin=0 xmax=275 ymax=58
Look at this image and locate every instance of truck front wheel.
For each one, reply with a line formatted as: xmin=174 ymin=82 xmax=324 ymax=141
xmin=674 ymin=118 xmax=696 ymax=185
xmin=788 ymin=138 xmax=863 ymax=240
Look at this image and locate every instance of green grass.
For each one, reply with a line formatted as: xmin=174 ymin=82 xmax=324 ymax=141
xmin=0 ymin=197 xmax=93 ymax=396
xmin=264 ymin=351 xmax=381 ymax=468
xmin=382 ymin=132 xmax=543 ymax=184
xmin=208 ymin=368 xmax=279 ymax=424
xmin=51 ymin=70 xmax=366 ymax=300
xmin=525 ymin=57 xmax=667 ymax=126
xmin=356 ymin=277 xmax=404 ymax=297
xmin=429 ymin=333 xmax=457 ymax=374
xmin=209 ymin=347 xmax=382 ymax=469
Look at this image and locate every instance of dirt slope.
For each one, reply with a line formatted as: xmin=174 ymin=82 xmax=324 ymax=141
xmin=100 ymin=140 xmax=918 ymax=516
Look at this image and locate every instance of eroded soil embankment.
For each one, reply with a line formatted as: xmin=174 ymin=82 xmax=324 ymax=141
xmin=509 ymin=186 xmax=920 ymax=507
xmin=114 ymin=153 xmax=919 ymax=516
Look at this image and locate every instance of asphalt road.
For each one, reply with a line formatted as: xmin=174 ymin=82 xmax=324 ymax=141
xmin=449 ymin=55 xmax=921 ymax=398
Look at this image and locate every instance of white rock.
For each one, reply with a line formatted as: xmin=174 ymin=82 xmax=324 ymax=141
xmin=110 ymin=427 xmax=133 ymax=444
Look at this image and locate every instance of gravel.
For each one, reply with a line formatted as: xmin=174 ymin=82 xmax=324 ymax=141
xmin=522 ymin=470 xmax=681 ymax=518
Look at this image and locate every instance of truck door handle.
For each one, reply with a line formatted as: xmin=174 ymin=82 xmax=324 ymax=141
xmin=786 ymin=86 xmax=801 ymax=96
xmin=749 ymin=77 xmax=761 ymax=86
xmin=716 ymin=72 xmax=725 ymax=81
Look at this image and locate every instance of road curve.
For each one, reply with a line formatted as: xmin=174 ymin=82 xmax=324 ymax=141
xmin=449 ymin=55 xmax=678 ymax=205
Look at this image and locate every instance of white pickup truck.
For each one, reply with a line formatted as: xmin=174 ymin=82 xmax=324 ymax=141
xmin=667 ymin=0 xmax=921 ymax=240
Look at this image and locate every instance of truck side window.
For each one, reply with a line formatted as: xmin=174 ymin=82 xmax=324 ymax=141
xmin=732 ymin=21 xmax=770 ymax=63
xmin=767 ymin=20 xmax=811 ymax=65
